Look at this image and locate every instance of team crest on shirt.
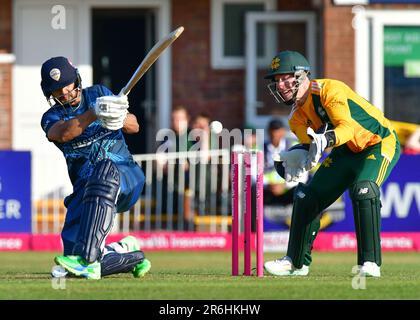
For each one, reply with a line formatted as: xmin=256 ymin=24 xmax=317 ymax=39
xmin=49 ymin=68 xmax=61 ymax=81
xmin=271 ymin=57 xmax=280 ymax=70
xmin=322 ymin=157 xmax=333 ymax=168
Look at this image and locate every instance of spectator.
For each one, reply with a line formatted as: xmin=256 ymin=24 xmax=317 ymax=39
xmin=243 ymin=123 xmax=258 ymax=151
xmin=190 ymin=113 xmax=228 ymax=231
xmin=191 ymin=113 xmax=212 ymax=152
xmin=160 ymin=105 xmax=192 ymax=152
xmin=157 ymin=105 xmax=193 ymax=230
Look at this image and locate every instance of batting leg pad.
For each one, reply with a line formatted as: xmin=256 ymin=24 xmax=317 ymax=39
xmin=287 ymin=183 xmax=321 ymax=269
xmin=72 ymin=160 xmax=120 ymax=263
xmin=101 ymin=251 xmax=145 ymax=277
xmin=350 ymin=180 xmax=382 ymax=266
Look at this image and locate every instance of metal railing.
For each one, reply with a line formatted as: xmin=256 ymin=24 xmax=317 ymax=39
xmin=32 ymin=148 xmax=347 ymax=235
xmin=129 ymin=149 xmax=231 ymax=233
xmin=33 ymin=149 xmax=232 ymax=234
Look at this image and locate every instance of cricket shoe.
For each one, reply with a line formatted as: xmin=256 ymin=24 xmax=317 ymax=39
xmin=132 ymin=258 xmax=152 ymax=278
xmin=264 ymin=256 xmax=309 ymax=276
xmin=117 ymin=235 xmax=152 ymax=278
xmin=106 ymin=235 xmax=140 ymax=253
xmin=54 ymin=255 xmax=101 ymax=280
xmin=118 ymin=235 xmax=140 ymax=252
xmin=359 ymin=261 xmax=381 ymax=278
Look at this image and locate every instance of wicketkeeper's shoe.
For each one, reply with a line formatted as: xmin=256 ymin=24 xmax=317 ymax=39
xmin=132 ymin=258 xmax=152 ymax=278
xmin=54 ymin=255 xmax=101 ymax=280
xmin=359 ymin=261 xmax=381 ymax=278
xmin=264 ymin=256 xmax=309 ymax=276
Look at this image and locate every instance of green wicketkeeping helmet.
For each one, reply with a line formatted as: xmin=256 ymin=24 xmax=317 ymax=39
xmin=264 ymin=51 xmax=311 ymax=80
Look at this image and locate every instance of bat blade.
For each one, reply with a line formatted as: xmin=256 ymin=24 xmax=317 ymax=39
xmin=119 ymin=26 xmax=184 ymax=96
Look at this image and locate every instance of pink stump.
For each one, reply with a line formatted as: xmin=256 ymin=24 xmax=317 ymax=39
xmin=231 ymin=152 xmax=239 ymax=276
xmin=256 ymin=151 xmax=264 ymax=277
xmin=244 ymin=152 xmax=252 ymax=276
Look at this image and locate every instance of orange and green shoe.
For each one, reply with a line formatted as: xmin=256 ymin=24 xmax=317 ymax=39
xmin=54 ymin=255 xmax=101 ymax=280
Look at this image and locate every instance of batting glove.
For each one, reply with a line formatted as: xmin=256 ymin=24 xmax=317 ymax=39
xmin=100 ymin=109 xmax=128 ymax=131
xmin=94 ymin=95 xmax=129 ymax=131
xmin=94 ymin=95 xmax=129 ymax=120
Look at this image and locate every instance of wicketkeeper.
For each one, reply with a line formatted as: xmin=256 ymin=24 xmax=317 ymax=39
xmin=264 ymin=51 xmax=400 ymax=277
xmin=40 ymin=56 xmax=151 ymax=279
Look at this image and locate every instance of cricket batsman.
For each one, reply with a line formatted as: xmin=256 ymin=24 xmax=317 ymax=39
xmin=40 ymin=56 xmax=151 ymax=279
xmin=263 ymin=51 xmax=400 ymax=277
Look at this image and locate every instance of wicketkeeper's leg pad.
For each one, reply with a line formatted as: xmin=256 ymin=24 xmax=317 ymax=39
xmin=287 ymin=183 xmax=321 ymax=269
xmin=303 ymin=215 xmax=321 ymax=267
xmin=350 ymin=180 xmax=382 ymax=266
xmin=72 ymin=159 xmax=120 ymax=263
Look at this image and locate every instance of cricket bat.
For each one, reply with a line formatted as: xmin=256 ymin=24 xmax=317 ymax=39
xmin=118 ymin=26 xmax=184 ymax=96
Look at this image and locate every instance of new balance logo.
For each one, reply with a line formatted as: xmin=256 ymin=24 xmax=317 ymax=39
xmin=367 ymin=154 xmax=376 ymax=160
xmin=358 ymin=188 xmax=369 ymax=194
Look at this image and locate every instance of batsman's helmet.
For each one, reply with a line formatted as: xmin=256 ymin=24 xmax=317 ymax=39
xmin=40 ymin=56 xmax=80 ymax=98
xmin=264 ymin=51 xmax=311 ymax=80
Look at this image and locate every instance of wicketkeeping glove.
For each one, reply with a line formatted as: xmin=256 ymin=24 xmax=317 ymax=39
xmin=273 ymin=146 xmax=309 ymax=182
xmin=305 ymin=125 xmax=336 ymax=170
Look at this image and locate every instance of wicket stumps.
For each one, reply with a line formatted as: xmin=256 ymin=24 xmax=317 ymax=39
xmin=231 ymin=150 xmax=264 ymax=277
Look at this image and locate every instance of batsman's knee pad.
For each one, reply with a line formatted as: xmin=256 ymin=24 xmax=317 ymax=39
xmin=350 ymin=180 xmax=382 ymax=266
xmin=287 ymin=183 xmax=321 ymax=268
xmin=100 ymin=250 xmax=145 ymax=277
xmin=73 ymin=159 xmax=120 ymax=263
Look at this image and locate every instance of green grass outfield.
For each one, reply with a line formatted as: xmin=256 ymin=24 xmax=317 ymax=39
xmin=0 ymin=251 xmax=419 ymax=300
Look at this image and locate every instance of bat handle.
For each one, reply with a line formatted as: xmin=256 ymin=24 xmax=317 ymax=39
xmin=118 ymin=87 xmax=129 ymax=97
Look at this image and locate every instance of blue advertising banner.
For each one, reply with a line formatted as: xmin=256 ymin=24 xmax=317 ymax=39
xmin=0 ymin=151 xmax=31 ymax=232
xmin=328 ymin=155 xmax=420 ymax=232
xmin=264 ymin=155 xmax=420 ymax=232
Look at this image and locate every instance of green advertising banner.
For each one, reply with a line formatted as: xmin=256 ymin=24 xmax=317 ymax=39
xmin=384 ymin=26 xmax=420 ymax=67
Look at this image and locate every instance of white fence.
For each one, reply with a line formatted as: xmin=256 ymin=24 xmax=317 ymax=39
xmin=32 ymin=148 xmax=347 ymax=235
xmin=33 ymin=149 xmax=232 ymax=234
